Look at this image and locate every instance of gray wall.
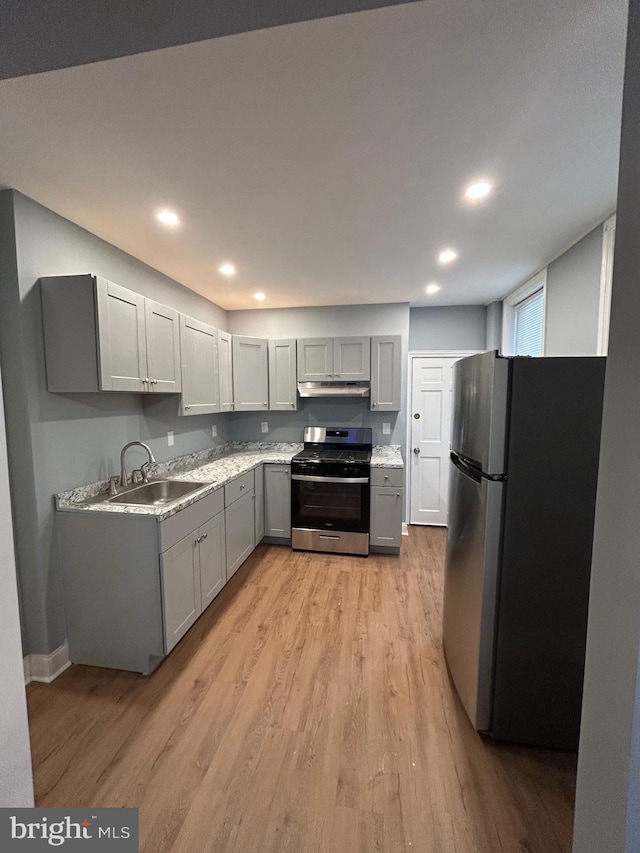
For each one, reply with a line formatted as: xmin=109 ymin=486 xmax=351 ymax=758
xmin=0 ymin=190 xmax=230 ymax=655
xmin=485 ymin=301 xmax=502 ymax=351
xmin=573 ymin=4 xmax=640 ymax=849
xmin=228 ymin=303 xmax=410 ymax=447
xmin=0 ymin=361 xmax=34 ymax=807
xmin=408 ymin=305 xmax=487 ymax=351
xmin=544 ymin=223 xmax=604 ymax=356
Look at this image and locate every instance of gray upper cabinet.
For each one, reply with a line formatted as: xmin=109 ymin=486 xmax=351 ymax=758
xmin=218 ymin=330 xmax=234 ymax=412
xmin=143 ymin=298 xmax=181 ymax=392
xmin=96 ymin=280 xmax=148 ymax=391
xmin=334 ymin=336 xmax=370 ymax=380
xmin=41 ymin=274 xmax=181 ymax=393
xmin=297 ymin=338 xmax=333 ymax=380
xmin=179 ymin=315 xmax=219 ymax=416
xmin=232 ymin=335 xmax=269 ymax=412
xmin=297 ymin=336 xmax=370 ymax=381
xmin=268 ymin=339 xmax=298 ymax=410
xmin=370 ymin=335 xmax=402 ymax=411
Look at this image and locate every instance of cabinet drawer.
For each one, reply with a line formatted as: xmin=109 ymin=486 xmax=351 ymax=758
xmin=224 ymin=470 xmax=255 ymax=507
xmin=159 ymin=488 xmax=224 ymax=552
xmin=370 ymin=467 xmax=403 ymax=487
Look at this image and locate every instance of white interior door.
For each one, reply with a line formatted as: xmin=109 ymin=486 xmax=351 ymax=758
xmin=409 ymin=356 xmax=460 ymax=525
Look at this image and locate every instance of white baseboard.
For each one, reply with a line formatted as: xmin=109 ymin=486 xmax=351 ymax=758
xmin=23 ymin=642 xmax=71 ymax=685
xmin=402 ymin=522 xmax=409 ymax=536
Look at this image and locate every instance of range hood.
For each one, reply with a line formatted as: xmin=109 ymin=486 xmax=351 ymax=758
xmin=297 ymin=381 xmax=370 ymax=398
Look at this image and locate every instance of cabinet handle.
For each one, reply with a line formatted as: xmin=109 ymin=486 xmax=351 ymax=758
xmin=195 ymin=536 xmax=201 ymax=545
xmin=384 ymin=475 xmax=389 ymax=479
xmin=396 ymin=493 xmax=400 ymax=497
xmin=372 ymin=402 xmax=377 ymax=407
xmin=291 ymin=402 xmax=295 ymax=407
xmin=240 ymin=484 xmax=245 ymax=490
xmin=203 ymin=532 xmax=208 ymax=539
xmin=143 ymin=377 xmax=149 ymax=384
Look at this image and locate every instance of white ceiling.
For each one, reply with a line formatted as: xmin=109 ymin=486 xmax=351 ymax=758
xmin=0 ymin=0 xmax=628 ymax=310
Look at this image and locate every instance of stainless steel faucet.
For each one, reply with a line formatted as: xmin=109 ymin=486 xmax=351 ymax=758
xmin=120 ymin=441 xmax=156 ymax=488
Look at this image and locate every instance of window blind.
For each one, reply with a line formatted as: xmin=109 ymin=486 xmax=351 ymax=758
xmin=512 ymin=289 xmax=544 ymax=356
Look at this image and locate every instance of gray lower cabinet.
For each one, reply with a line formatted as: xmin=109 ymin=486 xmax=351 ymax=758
xmin=58 ymin=488 xmax=227 ymax=674
xmin=370 ymin=467 xmax=403 ymax=552
xmin=179 ymin=315 xmax=220 ymax=415
xmin=40 ymin=274 xmax=181 ymax=393
xmin=225 ymin=471 xmax=256 ymax=577
xmin=264 ymin=464 xmax=291 ymax=540
xmin=159 ymin=508 xmax=227 ymax=651
xmin=161 ymin=532 xmax=201 ymax=653
xmin=198 ymin=511 xmax=227 ymax=609
xmin=370 ymin=335 xmax=402 ymax=412
xmin=254 ymin=464 xmax=265 ymax=543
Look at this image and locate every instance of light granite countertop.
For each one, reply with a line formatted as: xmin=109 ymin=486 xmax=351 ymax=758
xmin=56 ymin=442 xmax=404 ymax=522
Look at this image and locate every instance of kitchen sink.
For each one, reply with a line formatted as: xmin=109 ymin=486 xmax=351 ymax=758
xmin=108 ymin=480 xmax=208 ymax=506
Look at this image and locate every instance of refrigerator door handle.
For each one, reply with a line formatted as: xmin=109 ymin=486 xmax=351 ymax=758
xmin=450 ymin=451 xmax=506 ymax=483
xmin=450 ymin=451 xmax=482 ymax=483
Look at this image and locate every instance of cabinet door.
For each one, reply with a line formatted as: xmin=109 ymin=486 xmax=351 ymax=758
xmin=198 ymin=512 xmax=226 ymax=610
xmin=370 ymin=487 xmax=403 ymax=548
xmin=264 ymin=464 xmax=291 ymax=538
xmin=225 ymin=490 xmax=256 ymax=578
xmin=232 ymin=336 xmax=269 ymax=411
xmin=371 ymin=335 xmax=402 ymax=411
xmin=145 ymin=299 xmax=182 ymax=392
xmin=96 ymin=279 xmax=147 ymax=391
xmin=297 ymin=338 xmax=333 ymax=381
xmin=334 ymin=337 xmax=370 ymax=380
xmin=161 ymin=533 xmax=200 ymax=653
xmin=254 ymin=464 xmax=265 ymax=543
xmin=268 ymin=339 xmax=298 ymax=410
xmin=218 ymin=330 xmax=234 ymax=412
xmin=179 ymin=315 xmax=219 ymax=415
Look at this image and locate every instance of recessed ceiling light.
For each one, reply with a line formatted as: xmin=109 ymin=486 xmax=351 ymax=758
xmin=438 ymin=248 xmax=458 ymax=265
xmin=253 ymin=292 xmax=266 ymax=302
xmin=218 ymin=263 xmax=236 ymax=277
xmin=425 ymin=283 xmax=441 ymax=295
xmin=156 ymin=209 xmax=180 ymax=226
xmin=464 ymin=180 xmax=494 ymax=201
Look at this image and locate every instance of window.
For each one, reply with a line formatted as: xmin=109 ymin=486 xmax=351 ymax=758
xmin=501 ymin=270 xmax=547 ymax=356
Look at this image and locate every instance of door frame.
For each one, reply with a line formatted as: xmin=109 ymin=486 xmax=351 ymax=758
xmin=406 ymin=350 xmax=481 ymax=526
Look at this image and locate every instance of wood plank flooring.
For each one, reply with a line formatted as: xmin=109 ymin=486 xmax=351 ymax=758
xmin=27 ymin=527 xmax=577 ymax=852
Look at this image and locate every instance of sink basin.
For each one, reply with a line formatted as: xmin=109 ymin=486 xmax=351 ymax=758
xmin=108 ymin=480 xmax=208 ymax=507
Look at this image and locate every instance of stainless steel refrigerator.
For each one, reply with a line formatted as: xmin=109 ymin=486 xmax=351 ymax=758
xmin=443 ymin=351 xmax=605 ymax=749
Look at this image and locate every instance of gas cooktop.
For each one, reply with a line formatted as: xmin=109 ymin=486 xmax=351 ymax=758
xmin=293 ymin=448 xmax=371 ymax=464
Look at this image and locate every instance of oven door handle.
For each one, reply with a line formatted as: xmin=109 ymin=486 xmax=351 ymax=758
xmin=291 ymin=474 xmax=370 ymax=484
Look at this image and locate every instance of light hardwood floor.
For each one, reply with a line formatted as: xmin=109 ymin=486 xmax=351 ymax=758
xmin=27 ymin=527 xmax=577 ymax=852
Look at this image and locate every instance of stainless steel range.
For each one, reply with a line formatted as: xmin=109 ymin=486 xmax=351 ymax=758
xmin=291 ymin=427 xmax=372 ymax=556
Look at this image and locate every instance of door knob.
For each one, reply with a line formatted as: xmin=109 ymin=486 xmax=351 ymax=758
xmin=413 ymin=447 xmax=420 ymax=454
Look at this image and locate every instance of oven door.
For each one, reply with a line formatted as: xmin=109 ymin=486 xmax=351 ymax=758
xmin=291 ymin=474 xmax=370 ymax=534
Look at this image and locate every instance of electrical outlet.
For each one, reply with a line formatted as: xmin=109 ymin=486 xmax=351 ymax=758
xmin=261 ymin=422 xmax=269 ymax=434
xmin=167 ymin=430 xmax=174 ymax=447
xmin=383 ymin=423 xmax=391 ymax=435
xmin=211 ymin=424 xmax=217 ymax=438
